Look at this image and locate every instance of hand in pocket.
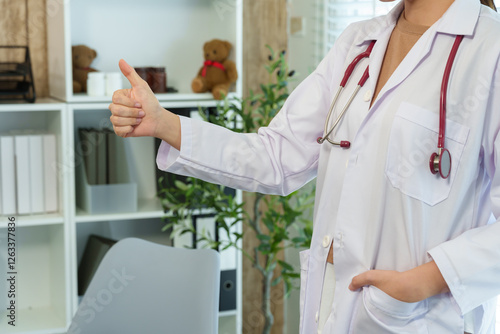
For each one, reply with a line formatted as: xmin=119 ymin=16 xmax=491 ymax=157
xmin=348 ymin=261 xmax=449 ymax=303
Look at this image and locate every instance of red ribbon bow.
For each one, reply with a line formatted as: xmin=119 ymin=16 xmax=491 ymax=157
xmin=201 ymin=60 xmax=226 ymax=77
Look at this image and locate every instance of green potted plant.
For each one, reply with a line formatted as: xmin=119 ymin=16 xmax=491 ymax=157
xmin=157 ymin=47 xmax=315 ymax=334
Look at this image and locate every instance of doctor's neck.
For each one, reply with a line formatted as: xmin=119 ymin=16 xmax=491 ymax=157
xmin=403 ymin=0 xmax=455 ymax=27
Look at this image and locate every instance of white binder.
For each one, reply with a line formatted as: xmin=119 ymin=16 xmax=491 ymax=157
xmin=0 ymin=136 xmax=16 ymax=215
xmin=43 ymin=134 xmax=58 ymax=213
xmin=29 ymin=135 xmax=45 ymax=214
xmin=15 ymin=135 xmax=31 ymax=215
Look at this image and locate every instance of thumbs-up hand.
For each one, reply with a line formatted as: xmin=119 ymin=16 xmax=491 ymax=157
xmin=109 ymin=59 xmax=162 ymax=137
xmin=108 ymin=60 xmax=181 ymax=149
xmin=109 ymin=59 xmax=161 ymax=138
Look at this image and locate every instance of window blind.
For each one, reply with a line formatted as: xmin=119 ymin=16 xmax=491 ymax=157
xmin=315 ymin=0 xmax=397 ymax=64
xmin=315 ymin=0 xmax=500 ymax=65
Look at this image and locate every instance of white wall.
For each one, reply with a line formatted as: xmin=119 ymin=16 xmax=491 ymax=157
xmin=287 ymin=0 xmax=320 ymax=91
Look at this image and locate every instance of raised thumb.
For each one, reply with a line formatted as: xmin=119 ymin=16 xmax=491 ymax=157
xmin=118 ymin=59 xmax=143 ymax=87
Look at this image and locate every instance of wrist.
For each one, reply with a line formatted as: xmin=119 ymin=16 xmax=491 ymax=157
xmin=154 ymin=107 xmax=181 ymax=151
xmin=408 ymin=261 xmax=449 ymax=300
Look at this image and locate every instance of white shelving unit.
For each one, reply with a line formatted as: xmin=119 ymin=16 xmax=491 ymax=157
xmin=0 ymin=1 xmax=243 ymax=333
xmin=0 ymin=98 xmax=71 ymax=334
xmin=47 ymin=0 xmax=243 ymax=103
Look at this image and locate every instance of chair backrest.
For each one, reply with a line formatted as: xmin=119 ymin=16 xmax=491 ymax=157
xmin=68 ymin=238 xmax=220 ymax=334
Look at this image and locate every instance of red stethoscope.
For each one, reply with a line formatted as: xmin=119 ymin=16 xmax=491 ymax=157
xmin=317 ymin=35 xmax=464 ymax=179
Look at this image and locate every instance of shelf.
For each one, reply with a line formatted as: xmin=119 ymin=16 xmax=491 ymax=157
xmin=75 ymin=198 xmax=217 ymax=223
xmin=24 ymin=1 xmax=246 ymax=333
xmin=75 ymin=198 xmax=165 ymax=223
xmin=47 ymin=0 xmax=243 ymax=103
xmin=0 ymin=98 xmax=63 ymax=111
xmin=0 ymin=306 xmax=67 ymax=334
xmin=68 ymin=93 xmax=236 ymax=106
xmin=0 ymin=213 xmax=64 ymax=228
xmin=219 ymin=310 xmax=238 ymax=317
xmin=0 ymin=225 xmax=69 ymax=333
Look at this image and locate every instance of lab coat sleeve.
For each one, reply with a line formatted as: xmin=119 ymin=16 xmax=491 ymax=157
xmin=427 ymin=55 xmax=500 ymax=314
xmin=156 ymin=42 xmax=344 ymax=195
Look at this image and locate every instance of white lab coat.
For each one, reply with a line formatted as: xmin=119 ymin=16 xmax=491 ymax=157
xmin=157 ymin=0 xmax=500 ymax=332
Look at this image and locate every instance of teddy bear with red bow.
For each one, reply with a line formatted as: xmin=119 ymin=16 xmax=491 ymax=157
xmin=191 ymin=39 xmax=238 ymax=100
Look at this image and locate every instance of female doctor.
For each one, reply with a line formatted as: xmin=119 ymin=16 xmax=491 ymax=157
xmin=109 ymin=0 xmax=500 ymax=332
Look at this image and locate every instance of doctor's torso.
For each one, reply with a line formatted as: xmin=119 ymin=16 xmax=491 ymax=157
xmin=300 ymin=1 xmax=500 ymax=333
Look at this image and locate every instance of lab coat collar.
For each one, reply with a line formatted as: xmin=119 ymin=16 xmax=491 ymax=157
xmin=355 ymin=0 xmax=480 ymax=47
xmin=434 ymin=0 xmax=480 ymax=36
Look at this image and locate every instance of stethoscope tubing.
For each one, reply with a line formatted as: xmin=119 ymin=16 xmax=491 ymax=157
xmin=319 ymin=86 xmax=343 ymax=144
xmin=439 ymin=35 xmax=464 ymax=149
xmin=317 ymin=42 xmax=375 ymax=146
xmin=318 ymin=34 xmax=465 ymax=179
xmin=340 ymin=42 xmax=376 ymax=87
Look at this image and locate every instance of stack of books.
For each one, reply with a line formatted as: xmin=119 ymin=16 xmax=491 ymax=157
xmin=0 ymin=133 xmax=58 ymax=215
xmin=78 ymin=128 xmax=121 ymax=185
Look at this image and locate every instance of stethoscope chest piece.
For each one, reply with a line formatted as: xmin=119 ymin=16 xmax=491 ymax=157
xmin=429 ymin=148 xmax=451 ymax=179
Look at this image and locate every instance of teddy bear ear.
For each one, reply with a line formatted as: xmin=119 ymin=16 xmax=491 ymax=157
xmin=223 ymin=41 xmax=233 ymax=52
xmin=203 ymin=41 xmax=210 ymax=50
xmin=92 ymin=49 xmax=97 ymax=59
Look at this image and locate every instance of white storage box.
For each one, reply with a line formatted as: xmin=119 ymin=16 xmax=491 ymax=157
xmin=75 ymin=133 xmax=137 ymax=214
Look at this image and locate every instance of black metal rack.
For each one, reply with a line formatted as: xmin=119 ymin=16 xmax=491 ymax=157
xmin=0 ymin=46 xmax=36 ymax=103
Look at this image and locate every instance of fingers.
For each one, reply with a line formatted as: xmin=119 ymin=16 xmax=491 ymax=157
xmin=109 ymin=100 xmax=143 ymax=127
xmin=349 ymin=271 xmax=373 ymax=291
xmin=113 ymin=125 xmax=134 ymax=138
xmin=110 ymin=115 xmax=142 ymax=127
xmin=119 ymin=59 xmax=144 ymax=88
xmin=109 ymin=62 xmax=148 ymax=139
xmin=111 ymin=89 xmax=142 ymax=108
xmin=109 ymin=102 xmax=144 ymax=118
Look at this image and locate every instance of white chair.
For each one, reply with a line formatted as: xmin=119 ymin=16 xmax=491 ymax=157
xmin=68 ymin=238 xmax=220 ymax=334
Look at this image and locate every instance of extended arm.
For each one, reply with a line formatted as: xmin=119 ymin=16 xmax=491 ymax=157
xmin=110 ymin=38 xmax=345 ymax=194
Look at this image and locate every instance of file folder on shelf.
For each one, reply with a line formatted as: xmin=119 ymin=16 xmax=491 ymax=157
xmin=43 ymin=134 xmax=58 ymax=213
xmin=15 ymin=135 xmax=31 ymax=215
xmin=29 ymin=136 xmax=44 ymax=214
xmin=0 ymin=136 xmax=16 ymax=215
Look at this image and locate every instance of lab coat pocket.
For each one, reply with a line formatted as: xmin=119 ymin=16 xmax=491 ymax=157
xmin=385 ymin=102 xmax=469 ymax=206
xmin=349 ymin=286 xmax=428 ymax=334
xmin=299 ymin=249 xmax=310 ymax=332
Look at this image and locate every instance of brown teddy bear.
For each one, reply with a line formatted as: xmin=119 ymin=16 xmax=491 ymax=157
xmin=192 ymin=39 xmax=238 ymax=100
xmin=72 ymin=45 xmax=98 ymax=93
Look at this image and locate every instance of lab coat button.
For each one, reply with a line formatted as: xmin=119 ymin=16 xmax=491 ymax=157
xmin=363 ymin=89 xmax=372 ymax=102
xmin=315 ymin=311 xmax=319 ymax=322
xmin=322 ymin=235 xmax=330 ymax=248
